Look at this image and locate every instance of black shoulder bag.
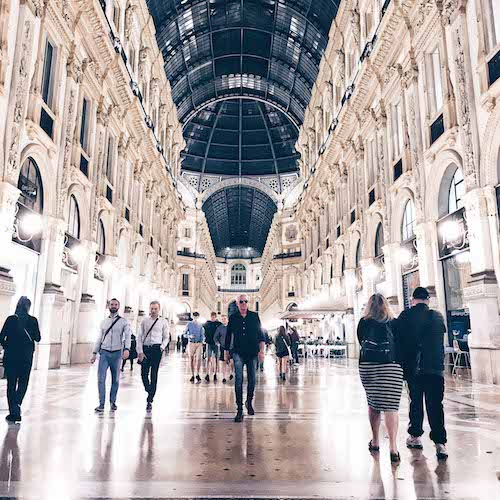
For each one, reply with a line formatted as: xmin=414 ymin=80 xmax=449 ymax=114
xmin=138 ymin=318 xmax=159 ymax=364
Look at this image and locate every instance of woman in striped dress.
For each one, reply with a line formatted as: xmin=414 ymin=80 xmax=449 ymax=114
xmin=358 ymin=294 xmax=403 ymax=463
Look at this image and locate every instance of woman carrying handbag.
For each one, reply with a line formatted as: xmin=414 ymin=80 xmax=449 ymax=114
xmin=0 ymin=296 xmax=41 ymax=423
xmin=275 ymin=326 xmax=291 ymax=381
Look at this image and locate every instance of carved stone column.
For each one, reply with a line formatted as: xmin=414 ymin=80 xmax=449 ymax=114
xmin=462 ymin=187 xmax=500 ymax=384
xmin=0 ymin=183 xmax=18 ymax=326
xmin=382 ymin=242 xmax=402 ymax=314
xmin=342 ymin=310 xmax=357 ymax=359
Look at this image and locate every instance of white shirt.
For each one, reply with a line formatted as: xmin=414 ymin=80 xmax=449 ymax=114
xmin=136 ymin=316 xmax=169 ymax=354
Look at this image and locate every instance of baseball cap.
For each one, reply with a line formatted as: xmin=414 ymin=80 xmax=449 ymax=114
xmin=413 ymin=287 xmax=430 ymax=300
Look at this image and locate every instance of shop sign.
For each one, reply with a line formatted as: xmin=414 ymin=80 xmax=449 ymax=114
xmin=437 ymin=208 xmax=469 ymax=259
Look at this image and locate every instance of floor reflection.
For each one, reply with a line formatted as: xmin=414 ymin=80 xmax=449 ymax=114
xmin=0 ymin=353 xmax=497 ymax=499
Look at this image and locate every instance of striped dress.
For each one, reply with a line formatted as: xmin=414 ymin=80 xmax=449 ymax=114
xmin=358 ymin=318 xmax=403 ymax=412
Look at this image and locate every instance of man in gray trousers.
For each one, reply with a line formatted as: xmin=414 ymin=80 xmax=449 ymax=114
xmin=91 ymin=298 xmax=131 ymax=412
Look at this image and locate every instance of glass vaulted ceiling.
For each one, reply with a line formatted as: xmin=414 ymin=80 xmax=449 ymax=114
xmin=147 ymin=0 xmax=340 ymax=256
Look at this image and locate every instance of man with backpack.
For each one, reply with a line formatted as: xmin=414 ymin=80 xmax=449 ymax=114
xmin=397 ymin=287 xmax=448 ymax=460
xmin=137 ymin=301 xmax=170 ymax=411
xmin=91 ymin=299 xmax=131 ymax=413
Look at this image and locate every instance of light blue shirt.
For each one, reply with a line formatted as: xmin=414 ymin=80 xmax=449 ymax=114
xmin=183 ymin=321 xmax=204 ymax=343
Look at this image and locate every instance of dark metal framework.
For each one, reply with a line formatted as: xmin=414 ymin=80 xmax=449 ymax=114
xmin=202 ymin=185 xmax=277 ymax=256
xmin=148 ymin=0 xmax=340 ymax=125
xmin=147 ymin=0 xmax=340 ymax=253
xmin=182 ymin=98 xmax=299 ymax=177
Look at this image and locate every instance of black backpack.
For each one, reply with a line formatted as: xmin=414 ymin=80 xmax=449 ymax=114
xmin=360 ymin=319 xmax=396 ymax=364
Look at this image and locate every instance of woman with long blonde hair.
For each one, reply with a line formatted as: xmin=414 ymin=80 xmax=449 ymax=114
xmin=357 ymin=293 xmax=403 ymax=463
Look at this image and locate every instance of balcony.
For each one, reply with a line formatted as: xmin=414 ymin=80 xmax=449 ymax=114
xmin=218 ymin=288 xmax=259 ymax=293
xmin=273 ymin=251 xmax=302 ymax=259
xmin=177 ymin=250 xmax=206 ymax=259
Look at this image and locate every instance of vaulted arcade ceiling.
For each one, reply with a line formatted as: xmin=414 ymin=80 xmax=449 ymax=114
xmin=147 ymin=0 xmax=340 ymax=254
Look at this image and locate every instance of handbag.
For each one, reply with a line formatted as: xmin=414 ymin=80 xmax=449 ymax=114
xmin=138 ymin=318 xmax=159 ymax=364
xmin=360 ymin=320 xmax=396 ymax=364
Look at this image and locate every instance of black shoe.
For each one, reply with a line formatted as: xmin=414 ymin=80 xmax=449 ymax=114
xmin=190 ymin=376 xmax=195 ymax=383
xmin=229 ymin=374 xmax=234 ymax=380
xmin=205 ymin=374 xmax=210 ymax=382
xmin=146 ymin=402 xmax=152 ymax=411
xmin=5 ymin=414 xmax=20 ymax=423
xmin=120 ymin=368 xmax=124 ymax=372
xmin=214 ymin=374 xmax=217 ymax=382
xmin=222 ymin=378 xmax=227 ymax=384
xmin=390 ymin=452 xmax=401 ymax=463
xmin=282 ymin=373 xmax=286 ymax=381
xmin=110 ymin=403 xmax=117 ymax=411
xmin=234 ymin=410 xmax=244 ymax=422
xmin=95 ymin=405 xmax=105 ymax=413
xmin=245 ymin=401 xmax=255 ymax=416
xmin=260 ymin=366 xmax=264 ymax=372
xmin=196 ymin=375 xmax=201 ymax=382
xmin=368 ymin=440 xmax=380 ymax=453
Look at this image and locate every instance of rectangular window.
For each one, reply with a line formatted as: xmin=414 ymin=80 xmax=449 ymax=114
xmin=367 ymin=138 xmax=376 ymax=188
xmin=428 ymin=47 xmax=443 ymax=115
xmin=184 ymin=227 xmax=191 ymax=238
xmin=106 ymin=136 xmax=114 ymax=181
xmin=113 ymin=3 xmax=120 ymax=30
xmin=394 ymin=158 xmax=403 ymax=181
xmin=392 ymin=101 xmax=403 ymax=160
xmin=488 ymin=49 xmax=500 ymax=86
xmin=485 ymin=0 xmax=500 ymax=51
xmin=42 ymin=40 xmax=54 ymax=108
xmin=80 ymin=98 xmax=90 ymax=152
xmin=369 ymin=188 xmax=376 ymax=206
xmin=182 ymin=273 xmax=189 ymax=295
xmin=430 ymin=113 xmax=445 ymax=144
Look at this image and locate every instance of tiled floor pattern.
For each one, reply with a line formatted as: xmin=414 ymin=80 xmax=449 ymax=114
xmin=0 ymin=353 xmax=498 ymax=499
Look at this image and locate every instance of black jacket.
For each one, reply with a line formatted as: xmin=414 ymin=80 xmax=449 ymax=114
xmin=225 ymin=311 xmax=264 ymax=359
xmin=275 ymin=334 xmax=290 ymax=356
xmin=396 ymin=303 xmax=446 ymax=378
xmin=203 ymin=320 xmax=222 ymax=345
xmin=1 ymin=314 xmax=41 ymax=359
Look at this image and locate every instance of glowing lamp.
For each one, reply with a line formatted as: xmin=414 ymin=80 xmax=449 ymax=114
xmin=440 ymin=220 xmax=461 ymax=241
xmin=21 ymin=212 xmax=43 ymax=236
xmin=70 ymin=244 xmax=86 ymax=263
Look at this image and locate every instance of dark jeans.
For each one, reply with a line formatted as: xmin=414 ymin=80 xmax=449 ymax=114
xmin=5 ymin=356 xmax=33 ymax=417
xmin=407 ymin=374 xmax=447 ymax=444
xmin=233 ymin=353 xmax=257 ymax=410
xmin=141 ymin=345 xmax=162 ymax=403
xmin=291 ymin=342 xmax=299 ymax=363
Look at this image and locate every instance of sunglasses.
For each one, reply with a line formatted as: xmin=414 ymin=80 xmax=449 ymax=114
xmin=239 ymin=300 xmax=248 ymax=304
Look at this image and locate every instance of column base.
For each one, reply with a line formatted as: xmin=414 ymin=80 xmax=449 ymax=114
xmin=37 ymin=342 xmax=62 ymax=369
xmin=470 ymin=347 xmax=500 ymax=385
xmin=71 ymin=342 xmax=94 ymax=364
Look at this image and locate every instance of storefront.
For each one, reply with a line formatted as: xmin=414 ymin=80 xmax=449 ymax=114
xmin=437 ymin=207 xmax=471 ymax=346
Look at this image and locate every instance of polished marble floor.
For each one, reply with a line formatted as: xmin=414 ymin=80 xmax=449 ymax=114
xmin=0 ymin=351 xmax=498 ymax=499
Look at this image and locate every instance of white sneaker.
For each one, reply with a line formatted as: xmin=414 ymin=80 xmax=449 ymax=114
xmin=435 ymin=443 xmax=448 ymax=460
xmin=406 ymin=436 xmax=423 ymax=449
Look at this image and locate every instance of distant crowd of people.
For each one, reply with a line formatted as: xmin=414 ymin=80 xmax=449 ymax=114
xmin=0 ymin=285 xmax=449 ymax=462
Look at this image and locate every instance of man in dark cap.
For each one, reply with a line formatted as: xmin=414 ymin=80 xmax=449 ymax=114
xmin=397 ymin=287 xmax=448 ymax=460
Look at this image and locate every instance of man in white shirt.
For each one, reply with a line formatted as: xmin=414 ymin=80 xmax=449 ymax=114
xmin=91 ymin=298 xmax=131 ymax=413
xmin=137 ymin=301 xmax=169 ymax=411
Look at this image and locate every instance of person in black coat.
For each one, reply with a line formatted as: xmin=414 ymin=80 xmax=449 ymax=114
xmin=396 ymin=287 xmax=448 ymax=460
xmin=0 ymin=296 xmax=41 ymax=423
xmin=121 ymin=334 xmax=138 ymax=371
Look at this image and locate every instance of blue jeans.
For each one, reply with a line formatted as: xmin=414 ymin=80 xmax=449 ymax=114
xmin=233 ymin=353 xmax=257 ymax=410
xmin=98 ymin=350 xmax=122 ymax=405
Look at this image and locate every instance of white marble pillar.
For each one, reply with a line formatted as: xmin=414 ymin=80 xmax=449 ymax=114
xmin=36 ymin=217 xmax=67 ymax=369
xmin=343 ymin=311 xmax=357 ymax=359
xmin=0 ymin=182 xmax=19 ymax=325
xmin=463 ymin=188 xmax=500 ymax=384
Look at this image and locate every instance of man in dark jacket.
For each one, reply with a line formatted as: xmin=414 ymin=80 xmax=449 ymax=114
xmin=397 ymin=287 xmax=448 ymax=460
xmin=203 ymin=312 xmax=222 ymax=382
xmin=225 ymin=294 xmax=265 ymax=422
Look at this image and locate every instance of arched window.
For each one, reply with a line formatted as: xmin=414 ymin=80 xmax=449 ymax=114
xmin=355 ymin=239 xmax=361 ymax=268
xmin=18 ymin=158 xmax=43 ymax=213
xmin=402 ymin=200 xmax=416 ymax=241
xmin=97 ymin=219 xmax=106 ymax=255
xmin=374 ymin=223 xmax=384 ymax=257
xmin=68 ymin=195 xmax=80 ymax=239
xmin=448 ymin=168 xmax=465 ymax=214
xmin=231 ymin=264 xmax=247 ymax=286
xmin=341 ymin=254 xmax=346 ymax=275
